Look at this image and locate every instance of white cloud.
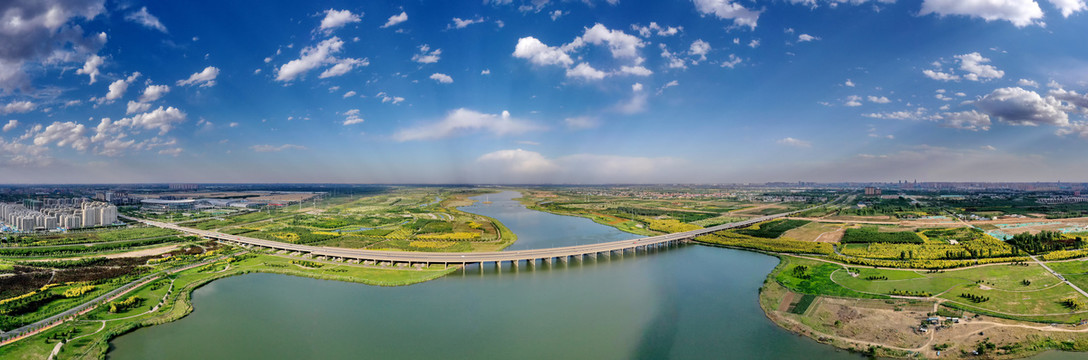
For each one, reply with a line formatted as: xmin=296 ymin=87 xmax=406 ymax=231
xmin=125 ymin=7 xmax=167 ymax=32
xmin=1018 ymin=78 xmax=1040 ymax=87
xmin=689 ymin=39 xmax=710 ymax=61
xmin=3 ymin=120 xmax=19 ymax=132
xmin=844 ymin=95 xmax=863 ymax=107
xmin=276 ymin=38 xmax=344 ymax=82
xmin=450 ymin=17 xmax=485 ymax=29
xmin=748 ymin=39 xmax=760 ymax=48
xmin=1049 ymin=0 xmax=1087 ymax=17
xmin=229 ymin=122 xmax=239 ymax=128
xmin=319 ymin=58 xmax=367 ymax=78
xmin=934 ymin=110 xmax=992 ymax=131
xmin=394 ymin=108 xmax=544 ymax=141
xmin=177 ymin=66 xmax=220 ymax=87
xmin=576 ymin=23 xmax=645 ymax=59
xmin=33 ymin=121 xmax=90 ymax=151
xmin=377 ymin=92 xmax=405 ymax=104
xmin=481 ymin=69 xmax=491 ymax=75
xmin=412 ymin=44 xmax=442 ymax=64
xmin=868 ymin=95 xmax=891 ymax=104
xmin=844 ymin=79 xmax=856 ymax=87
xmin=564 ymin=116 xmax=600 ymax=129
xmin=252 ymin=144 xmax=307 ymax=152
xmin=692 ymin=0 xmax=762 ymax=29
xmin=513 ymin=37 xmax=574 ymax=67
xmin=566 ymin=62 xmax=608 ymax=80
xmin=0 ymin=0 xmax=107 ymax=93
xmin=659 ymin=44 xmax=687 ymax=69
xmin=100 ymin=73 xmax=140 ymax=103
xmin=956 ymin=52 xmax=1004 ymax=81
xmin=923 ymin=69 xmax=960 ymax=81
xmin=116 ymin=106 xmax=187 ymax=135
xmin=920 ymin=0 xmax=1044 ymax=27
xmin=125 ymin=100 xmax=150 ymax=114
xmin=798 ymin=34 xmax=820 ymax=42
xmin=776 ymin=137 xmax=811 ymax=148
xmin=1 ymin=101 xmax=36 ymax=114
xmin=618 ymin=65 xmax=653 ymax=76
xmin=975 ymin=87 xmax=1069 ymax=126
xmin=430 ymin=73 xmax=454 ymax=83
xmin=616 ymin=82 xmax=648 ymax=114
xmin=139 ymin=84 xmax=170 ymax=102
xmin=342 ymin=109 xmax=364 ymax=125
xmin=343 ymin=90 xmax=357 ymax=98
xmin=320 ymin=9 xmax=362 ymax=32
xmin=381 ymin=11 xmax=408 ymax=28
xmin=477 ymin=149 xmax=560 ymax=175
xmin=76 ymin=54 xmax=104 ymax=84
xmin=550 ymin=10 xmax=567 ymax=20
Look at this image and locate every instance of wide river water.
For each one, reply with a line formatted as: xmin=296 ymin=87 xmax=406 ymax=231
xmin=105 ymin=191 xmax=1077 ymax=359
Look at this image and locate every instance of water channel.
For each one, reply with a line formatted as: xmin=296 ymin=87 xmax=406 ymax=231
xmin=106 ymin=191 xmax=985 ymax=359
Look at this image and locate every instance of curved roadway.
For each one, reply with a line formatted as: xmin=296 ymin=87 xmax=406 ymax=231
xmin=125 ymin=208 xmax=807 ymax=265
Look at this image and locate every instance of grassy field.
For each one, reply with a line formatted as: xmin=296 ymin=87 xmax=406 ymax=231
xmin=831 ymin=264 xmax=1063 ymax=297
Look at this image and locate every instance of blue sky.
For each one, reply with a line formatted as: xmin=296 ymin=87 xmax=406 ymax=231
xmin=3 ymin=0 xmax=1088 ymax=184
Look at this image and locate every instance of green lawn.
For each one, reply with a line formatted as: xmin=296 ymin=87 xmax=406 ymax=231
xmin=938 ymin=282 xmax=1087 ymax=316
xmin=831 ymin=263 xmax=1062 ymax=298
xmin=772 ymin=256 xmax=884 ymax=299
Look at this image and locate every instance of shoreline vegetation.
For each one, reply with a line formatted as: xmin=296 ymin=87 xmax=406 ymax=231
xmin=8 ymin=188 xmax=1088 ymax=359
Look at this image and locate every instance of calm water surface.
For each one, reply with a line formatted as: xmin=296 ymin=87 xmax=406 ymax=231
xmin=460 ymin=190 xmax=638 ymax=250
xmin=106 ymin=191 xmax=891 ymax=359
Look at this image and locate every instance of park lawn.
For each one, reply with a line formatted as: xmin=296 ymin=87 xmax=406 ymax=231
xmin=1044 ymin=260 xmax=1088 ymax=275
xmin=772 ymin=256 xmax=884 ymax=299
xmin=832 ymin=268 xmax=967 ymax=296
xmin=938 ymin=282 xmax=1087 ymax=316
xmin=831 ymin=263 xmax=1062 ymax=297
xmin=780 ymin=221 xmax=843 ymax=242
xmin=89 ymin=278 xmax=174 ymax=321
xmin=1 ymin=280 xmax=135 ymax=332
xmin=1061 ymin=274 xmax=1088 ymax=295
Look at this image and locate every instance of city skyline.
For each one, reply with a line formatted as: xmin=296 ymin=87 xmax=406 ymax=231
xmin=3 ymin=0 xmax=1088 ymax=184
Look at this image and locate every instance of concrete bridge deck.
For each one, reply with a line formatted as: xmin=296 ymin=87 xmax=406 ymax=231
xmin=127 ymin=209 xmax=805 ymax=267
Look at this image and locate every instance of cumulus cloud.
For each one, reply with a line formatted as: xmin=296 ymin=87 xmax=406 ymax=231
xmin=1049 ymin=0 xmax=1087 ymax=17
xmin=616 ymin=82 xmax=648 ymax=114
xmin=575 ymin=23 xmax=645 ymax=59
xmin=319 ymin=58 xmax=367 ymax=78
xmin=1 ymin=101 xmax=36 ymax=114
xmin=618 ymin=65 xmax=653 ymax=76
xmin=394 ymin=108 xmax=544 ymax=141
xmin=868 ymin=95 xmax=891 ymax=104
xmin=566 ymin=62 xmax=607 ymax=80
xmin=845 ymin=79 xmax=855 ymax=87
xmin=844 ymin=95 xmax=863 ymax=107
xmin=429 ymin=73 xmax=453 ymax=83
xmin=377 ymin=92 xmax=405 ymax=104
xmin=98 ymin=73 xmax=140 ymax=103
xmin=139 ymin=84 xmax=170 ymax=102
xmin=632 ymin=22 xmax=682 ymax=37
xmin=920 ymin=0 xmax=1044 ymax=27
xmin=3 ymin=120 xmax=19 ymax=132
xmin=934 ymin=110 xmax=992 ymax=130
xmin=33 ymin=121 xmax=90 ymax=151
xmin=126 ymin=100 xmax=150 ymax=114
xmin=798 ymin=34 xmax=820 ymax=42
xmin=177 ymin=66 xmax=220 ymax=87
xmin=251 ymin=144 xmax=307 ymax=152
xmin=692 ymin=0 xmax=761 ymax=29
xmin=412 ymin=44 xmax=442 ymax=64
xmin=116 ymin=106 xmax=187 ymax=135
xmin=975 ymin=87 xmax=1069 ymax=126
xmin=0 ymin=0 xmax=107 ymax=93
xmin=956 ymin=52 xmax=1004 ymax=81
xmin=777 ymin=137 xmax=811 ymax=148
xmin=923 ymin=69 xmax=959 ymax=81
xmin=76 ymin=54 xmax=104 ymax=84
xmin=342 ymin=109 xmax=364 ymax=125
xmin=342 ymin=90 xmax=356 ymax=98
xmin=320 ymin=9 xmax=362 ymax=32
xmin=513 ymin=37 xmax=574 ymax=67
xmin=125 ymin=7 xmax=167 ymax=32
xmin=381 ymin=11 xmax=408 ymax=28
xmin=276 ymin=37 xmax=344 ymax=81
xmin=689 ymin=39 xmax=711 ymax=61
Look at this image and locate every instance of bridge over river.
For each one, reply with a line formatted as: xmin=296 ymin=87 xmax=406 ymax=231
xmin=126 ymin=209 xmax=806 ymax=268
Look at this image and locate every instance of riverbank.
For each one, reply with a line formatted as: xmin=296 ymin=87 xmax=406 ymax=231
xmin=0 ymin=252 xmax=455 ymax=359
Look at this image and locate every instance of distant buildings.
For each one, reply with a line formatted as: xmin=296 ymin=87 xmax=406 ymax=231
xmin=0 ymin=199 xmax=118 ymax=232
xmin=864 ymin=187 xmax=882 ymax=196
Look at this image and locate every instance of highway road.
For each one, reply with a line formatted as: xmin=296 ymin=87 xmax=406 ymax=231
xmin=125 ymin=207 xmax=808 ymax=266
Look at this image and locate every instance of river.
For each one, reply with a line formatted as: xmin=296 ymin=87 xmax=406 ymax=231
xmin=106 ymin=191 xmax=866 ymax=359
